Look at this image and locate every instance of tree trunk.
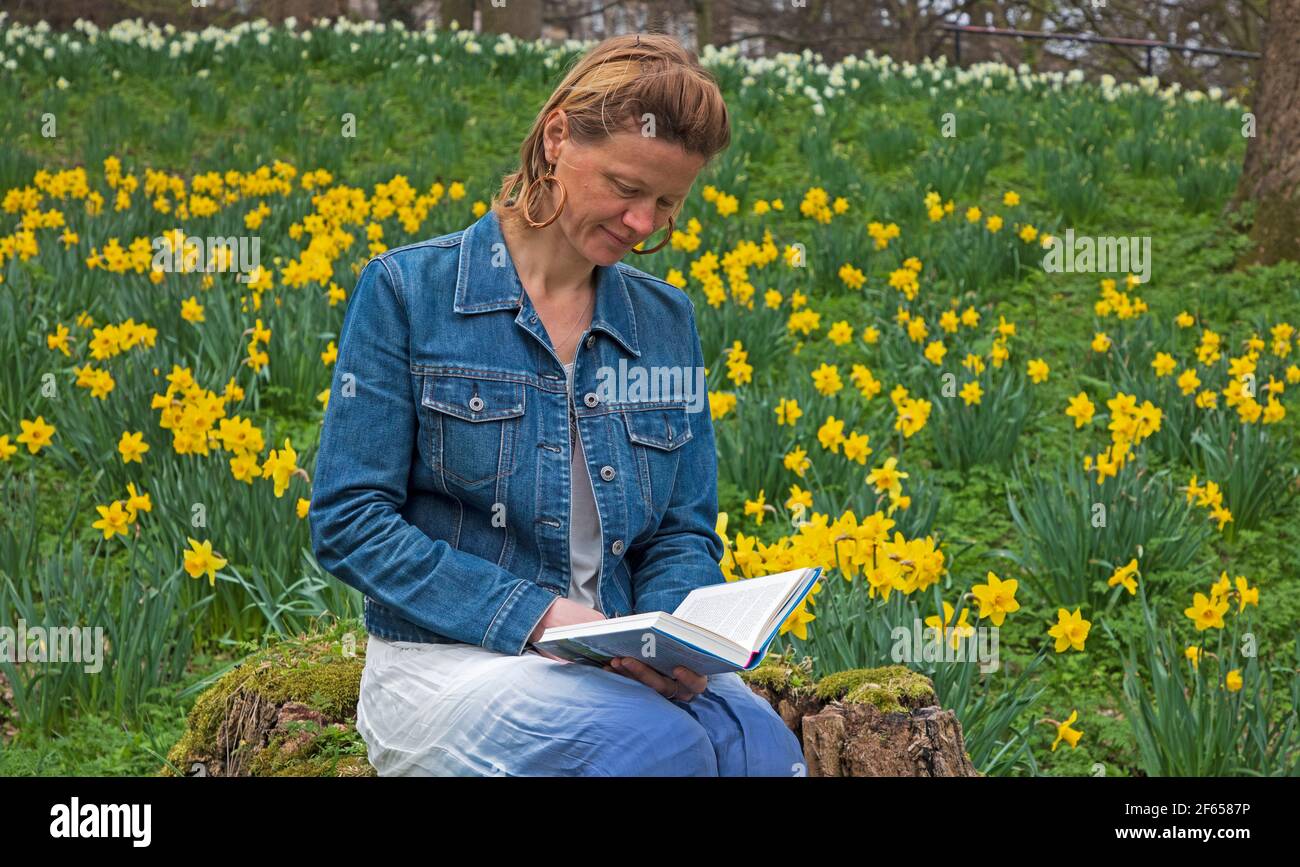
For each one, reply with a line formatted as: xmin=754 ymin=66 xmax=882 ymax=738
xmin=440 ymin=0 xmax=476 ymax=31
xmin=375 ymin=0 xmax=420 ymax=27
xmin=713 ymin=0 xmax=732 ymax=47
xmin=1234 ymin=0 xmax=1300 ymax=265
xmin=741 ymin=656 xmax=982 ymax=777
xmin=480 ymin=0 xmax=542 ymax=39
xmin=693 ymin=0 xmax=713 ymax=48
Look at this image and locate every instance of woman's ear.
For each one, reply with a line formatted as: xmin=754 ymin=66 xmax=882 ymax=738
xmin=542 ymin=108 xmax=569 ymax=163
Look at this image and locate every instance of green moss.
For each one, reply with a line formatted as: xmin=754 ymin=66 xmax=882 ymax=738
xmin=739 ymin=652 xmax=815 ymax=691
xmin=815 ymin=665 xmax=936 ymax=715
xmin=247 ymin=719 xmax=375 ymax=777
xmin=163 ymin=618 xmax=368 ymax=777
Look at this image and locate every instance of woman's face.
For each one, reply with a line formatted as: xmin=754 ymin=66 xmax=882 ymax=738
xmin=542 ymin=111 xmax=706 ymax=267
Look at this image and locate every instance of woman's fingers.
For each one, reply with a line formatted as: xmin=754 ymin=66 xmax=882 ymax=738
xmin=609 ymin=657 xmax=703 ymax=702
xmin=673 ymin=665 xmax=709 ymax=697
xmin=620 ymin=657 xmax=678 ymax=698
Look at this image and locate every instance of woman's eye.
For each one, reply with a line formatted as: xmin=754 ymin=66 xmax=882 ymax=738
xmin=613 ymin=179 xmax=673 ymax=208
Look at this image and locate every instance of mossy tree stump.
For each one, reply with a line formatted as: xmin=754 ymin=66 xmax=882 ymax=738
xmin=166 ymin=626 xmax=978 ymax=777
xmin=738 ymin=654 xmax=980 ymax=777
xmin=163 ymin=620 xmax=375 ymax=777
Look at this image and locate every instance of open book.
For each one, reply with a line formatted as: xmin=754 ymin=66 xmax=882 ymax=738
xmin=532 ymin=565 xmax=822 ymax=677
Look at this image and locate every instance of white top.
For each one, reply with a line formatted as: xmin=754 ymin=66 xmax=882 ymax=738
xmin=563 ymin=362 xmax=604 ymax=612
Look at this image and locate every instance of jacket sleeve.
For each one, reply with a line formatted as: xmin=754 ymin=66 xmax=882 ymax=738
xmin=308 ymin=257 xmax=558 ymax=656
xmin=625 ymin=300 xmax=727 ymax=616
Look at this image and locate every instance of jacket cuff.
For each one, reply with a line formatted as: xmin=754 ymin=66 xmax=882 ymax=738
xmin=485 ymin=578 xmax=561 ymax=656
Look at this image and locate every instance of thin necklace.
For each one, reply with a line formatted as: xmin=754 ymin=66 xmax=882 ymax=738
xmin=554 ymin=282 xmax=596 ymax=364
xmin=561 ymin=285 xmax=596 ymax=452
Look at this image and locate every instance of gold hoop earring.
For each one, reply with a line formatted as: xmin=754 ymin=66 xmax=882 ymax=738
xmin=522 ymin=162 xmax=567 ymax=229
xmin=631 ymin=216 xmax=675 ymax=255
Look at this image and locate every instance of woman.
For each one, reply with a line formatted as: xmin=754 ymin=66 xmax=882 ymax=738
xmin=309 ymin=32 xmax=805 ymax=776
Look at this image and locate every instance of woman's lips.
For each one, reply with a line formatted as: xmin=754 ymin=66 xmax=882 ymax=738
xmin=602 ymin=227 xmax=632 ymax=246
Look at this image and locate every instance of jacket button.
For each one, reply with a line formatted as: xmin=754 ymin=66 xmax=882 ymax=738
xmin=600 ymin=465 xmax=615 ymax=481
xmin=611 ymin=539 xmax=625 ymax=556
xmin=584 ymin=392 xmax=599 ymax=408
xmin=468 ymin=396 xmax=485 ymax=412
xmin=585 ymin=335 xmax=596 ymax=349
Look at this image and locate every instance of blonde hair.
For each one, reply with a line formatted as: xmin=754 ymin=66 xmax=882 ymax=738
xmin=493 ymin=32 xmax=731 ymax=229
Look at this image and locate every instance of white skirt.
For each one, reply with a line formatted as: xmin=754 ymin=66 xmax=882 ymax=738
xmin=355 ymin=634 xmax=805 ymax=777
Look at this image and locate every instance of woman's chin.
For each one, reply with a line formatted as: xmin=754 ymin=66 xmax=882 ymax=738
xmin=589 ymin=245 xmax=627 ymax=266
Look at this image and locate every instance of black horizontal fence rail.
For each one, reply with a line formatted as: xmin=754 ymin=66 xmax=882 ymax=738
xmin=940 ymin=24 xmax=1261 ymax=76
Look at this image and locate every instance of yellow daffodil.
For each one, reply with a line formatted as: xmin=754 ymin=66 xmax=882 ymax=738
xmin=124 ymin=483 xmax=152 ymax=522
xmin=774 ymin=397 xmax=803 ymax=426
xmin=1065 ymin=392 xmax=1095 ymax=428
xmin=17 ymin=416 xmax=56 ymax=454
xmin=183 ymin=537 xmax=228 ymax=587
xmin=1048 ymin=607 xmax=1091 ymax=652
xmin=1052 ymin=710 xmax=1083 ymax=751
xmin=1184 ymin=592 xmax=1229 ymax=631
xmin=117 ymin=430 xmax=150 ymax=464
xmin=866 ymin=456 xmax=908 ymax=499
xmin=1107 ymin=558 xmax=1139 ymax=595
xmin=260 ymin=438 xmax=299 ymax=497
xmin=971 ymin=571 xmax=1020 ymax=626
xmin=1234 ymin=576 xmax=1259 ymax=612
xmin=925 ymin=600 xmax=974 ymax=651
xmin=92 ymin=500 xmax=131 ymax=540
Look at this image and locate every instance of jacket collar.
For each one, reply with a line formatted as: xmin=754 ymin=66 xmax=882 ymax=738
xmin=453 ymin=207 xmax=642 ymax=359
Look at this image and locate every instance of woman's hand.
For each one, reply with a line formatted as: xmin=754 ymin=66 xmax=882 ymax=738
xmin=603 ymin=656 xmax=707 ymax=702
xmin=527 ymin=597 xmax=606 ymax=662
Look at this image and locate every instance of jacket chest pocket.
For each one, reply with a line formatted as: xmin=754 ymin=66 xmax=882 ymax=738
xmin=421 ymin=373 xmax=526 ymax=489
xmin=621 ymin=404 xmax=692 ymax=516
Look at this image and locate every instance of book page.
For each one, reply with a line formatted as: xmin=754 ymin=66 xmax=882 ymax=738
xmin=671 ymin=569 xmax=805 ymax=649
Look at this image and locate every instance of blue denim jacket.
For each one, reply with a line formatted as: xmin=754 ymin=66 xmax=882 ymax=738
xmin=309 ymin=207 xmax=726 ymax=656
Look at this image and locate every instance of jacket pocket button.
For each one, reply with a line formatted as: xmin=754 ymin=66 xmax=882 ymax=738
xmin=584 ymin=392 xmax=599 ymax=408
xmin=468 ymin=396 xmax=485 ymax=412
xmin=600 ymin=465 xmax=615 ymax=481
xmin=610 ymin=539 xmax=624 ymax=556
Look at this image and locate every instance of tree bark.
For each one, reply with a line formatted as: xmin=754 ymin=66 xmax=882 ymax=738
xmin=1233 ymin=0 xmax=1300 ymax=265
xmin=742 ymin=657 xmax=982 ymax=777
xmin=440 ymin=0 xmax=476 ymax=31
xmin=480 ymin=0 xmax=542 ymax=38
xmin=693 ymin=0 xmax=714 ymax=48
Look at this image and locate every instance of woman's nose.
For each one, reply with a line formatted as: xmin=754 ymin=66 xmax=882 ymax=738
xmin=622 ymin=202 xmax=656 ymax=236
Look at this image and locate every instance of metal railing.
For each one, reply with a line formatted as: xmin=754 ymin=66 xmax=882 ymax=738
xmin=940 ymin=24 xmax=1261 ymax=76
